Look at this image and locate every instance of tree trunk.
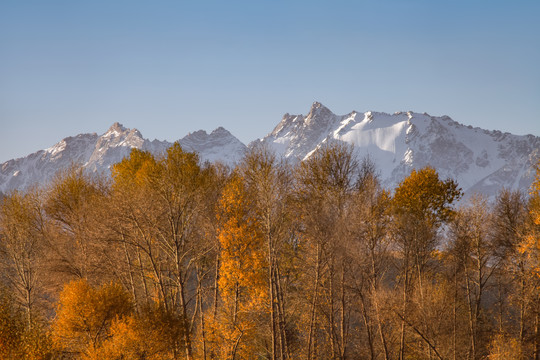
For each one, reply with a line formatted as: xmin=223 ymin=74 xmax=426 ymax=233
xmin=122 ymin=238 xmax=138 ymax=310
xmin=340 ymin=265 xmax=347 ymax=360
xmin=399 ymin=257 xmax=409 ymax=360
xmin=197 ymin=266 xmax=207 ymax=360
xmin=275 ymin=264 xmax=290 ymax=360
xmin=268 ymin=238 xmax=277 ymax=360
xmin=307 ymin=242 xmax=321 ymax=360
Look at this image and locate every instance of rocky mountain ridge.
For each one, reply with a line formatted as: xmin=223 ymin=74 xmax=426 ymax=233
xmin=258 ymin=102 xmax=539 ymax=198
xmin=1 ymin=102 xmax=538 ymax=198
xmin=0 ymin=122 xmax=246 ymax=193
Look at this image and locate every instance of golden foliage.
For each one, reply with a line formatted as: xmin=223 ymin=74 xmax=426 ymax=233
xmin=520 ymin=161 xmax=540 ymax=272
xmin=85 ymin=303 xmax=183 ymax=360
xmin=111 ymin=148 xmax=157 ymax=190
xmin=0 ymin=289 xmax=51 ymax=360
xmin=212 ymin=172 xmax=269 ymax=359
xmin=217 ymin=173 xmax=267 ymax=306
xmin=393 ymin=166 xmax=462 ymax=225
xmin=51 ymin=279 xmax=132 ymax=356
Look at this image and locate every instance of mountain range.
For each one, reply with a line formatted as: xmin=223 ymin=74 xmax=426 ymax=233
xmin=2 ymin=102 xmax=539 ymax=198
xmin=0 ymin=123 xmax=246 ymax=193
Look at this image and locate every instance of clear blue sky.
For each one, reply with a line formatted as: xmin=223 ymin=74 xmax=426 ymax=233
xmin=1 ymin=0 xmax=539 ymax=162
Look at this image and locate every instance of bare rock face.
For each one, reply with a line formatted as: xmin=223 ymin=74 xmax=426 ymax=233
xmin=258 ymin=102 xmax=539 ymax=198
xmin=0 ymin=123 xmax=247 ymax=193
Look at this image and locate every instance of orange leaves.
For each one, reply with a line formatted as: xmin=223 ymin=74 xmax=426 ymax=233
xmin=213 ymin=172 xmax=269 ymax=358
xmin=85 ymin=303 xmax=183 ymax=360
xmin=217 ymin=173 xmax=267 ymax=305
xmin=51 ymin=279 xmax=132 ymax=355
xmin=51 ymin=277 xmax=184 ymax=359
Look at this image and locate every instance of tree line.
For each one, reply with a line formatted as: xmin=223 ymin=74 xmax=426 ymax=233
xmin=1 ymin=142 xmax=540 ymax=360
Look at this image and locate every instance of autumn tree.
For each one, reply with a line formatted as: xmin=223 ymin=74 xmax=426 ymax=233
xmin=107 ymin=149 xmax=160 ymax=309
xmin=345 ymin=157 xmax=393 ymax=359
xmin=294 ymin=142 xmax=359 ymax=359
xmin=107 ymin=144 xmax=217 ymax=359
xmin=448 ymin=195 xmax=499 ymax=360
xmin=0 ymin=188 xmax=47 ymax=327
xmin=491 ymin=189 xmax=529 ymax=350
xmin=51 ymin=278 xmax=132 ymax=357
xmin=44 ymin=166 xmax=108 ymax=285
xmin=392 ymin=166 xmax=462 ymax=360
xmin=211 ymin=170 xmax=268 ymax=359
xmin=239 ymin=146 xmax=294 ymax=360
xmin=0 ymin=287 xmax=25 ymax=359
xmin=488 ymin=333 xmax=523 ymax=360
xmin=149 ymin=142 xmax=214 ymax=359
xmin=519 ymin=160 xmax=540 ymax=358
xmin=86 ymin=302 xmax=184 ymax=360
xmin=0 ymin=286 xmax=52 ymax=360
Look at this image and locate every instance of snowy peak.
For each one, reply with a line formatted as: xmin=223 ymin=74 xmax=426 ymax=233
xmin=180 ymin=127 xmax=246 ymax=164
xmin=306 ymin=101 xmax=334 ymax=124
xmin=45 ymin=133 xmax=99 ymax=160
xmin=1 ymin=103 xmax=538 ymax=198
xmin=0 ymin=124 xmax=247 ymax=193
xmin=100 ymin=122 xmax=143 ymax=143
xmin=1 ymin=133 xmax=99 ymax=192
xmin=181 ymin=127 xmax=237 ymax=147
xmin=272 ymin=102 xmax=336 ymax=134
xmin=104 ymin=122 xmax=127 ymax=136
xmin=85 ymin=123 xmax=146 ymax=172
xmin=263 ymin=102 xmax=346 ymax=160
xmin=260 ymin=104 xmax=539 ymax=198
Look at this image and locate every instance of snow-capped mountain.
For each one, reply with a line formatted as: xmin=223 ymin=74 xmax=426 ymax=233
xmin=259 ymin=102 xmax=540 ymax=198
xmin=2 ymin=103 xmax=538 ymax=198
xmin=0 ymin=123 xmax=247 ymax=193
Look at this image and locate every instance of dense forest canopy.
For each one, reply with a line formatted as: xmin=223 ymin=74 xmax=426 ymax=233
xmin=1 ymin=142 xmax=539 ymax=360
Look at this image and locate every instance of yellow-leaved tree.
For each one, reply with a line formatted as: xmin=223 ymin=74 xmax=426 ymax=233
xmin=517 ymin=160 xmax=540 ymax=357
xmin=44 ymin=166 xmax=108 ymax=284
xmin=51 ymin=279 xmax=132 ymax=357
xmin=392 ymin=166 xmax=462 ymax=360
xmin=110 ymin=144 xmax=212 ymax=360
xmin=86 ymin=302 xmax=184 ymax=360
xmin=211 ymin=172 xmax=268 ymax=359
xmin=0 ymin=189 xmax=46 ymax=327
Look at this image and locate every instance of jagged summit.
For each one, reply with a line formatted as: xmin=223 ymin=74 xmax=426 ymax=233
xmin=1 ymin=103 xmax=538 ymax=198
xmin=211 ymin=126 xmax=232 ymax=135
xmin=107 ymin=122 xmax=127 ymax=132
xmin=184 ymin=127 xmax=233 ymax=139
xmin=260 ymin=103 xmax=540 ymax=198
xmin=0 ymin=124 xmax=247 ymax=193
xmin=307 ymin=101 xmax=332 ymax=117
xmin=180 ymin=127 xmax=246 ymax=164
